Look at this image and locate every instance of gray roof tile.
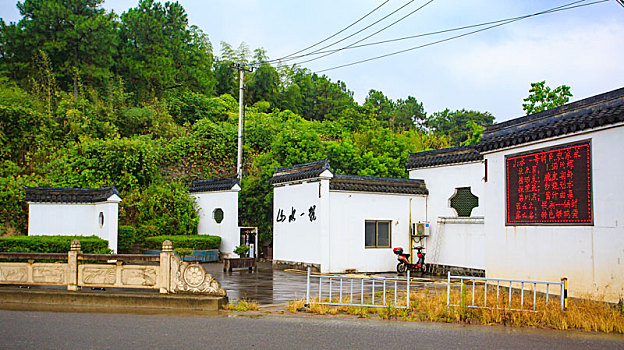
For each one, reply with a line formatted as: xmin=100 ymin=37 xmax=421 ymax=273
xmin=479 ymin=87 xmax=624 ymax=152
xmin=25 ymin=186 xmax=121 ymax=203
xmin=189 ymin=177 xmax=239 ymax=193
xmin=407 ymin=145 xmax=482 ymax=170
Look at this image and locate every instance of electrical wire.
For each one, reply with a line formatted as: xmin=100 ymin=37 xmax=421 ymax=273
xmin=262 ymin=0 xmax=590 ymax=66
xmin=282 ymin=0 xmax=585 ymax=60
xmin=294 ymin=0 xmax=435 ymax=66
xmin=316 ymin=0 xmax=608 ymax=73
xmin=272 ymin=0 xmax=391 ymax=64
xmin=255 ymin=0 xmax=417 ymax=67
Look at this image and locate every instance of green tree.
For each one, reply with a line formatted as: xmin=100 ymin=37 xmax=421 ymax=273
xmin=427 ymin=109 xmax=494 ymax=146
xmin=0 ymin=0 xmax=118 ymax=94
xmin=394 ymin=96 xmax=427 ymax=130
xmin=247 ymin=63 xmax=280 ymax=107
xmin=119 ymin=181 xmax=199 ymax=240
xmin=118 ymin=0 xmax=215 ymax=101
xmin=292 ymin=70 xmax=356 ymax=121
xmin=522 ymin=81 xmax=572 ymax=115
xmin=363 ymin=89 xmax=394 ymax=122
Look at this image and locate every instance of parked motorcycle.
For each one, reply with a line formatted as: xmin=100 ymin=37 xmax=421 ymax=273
xmin=393 ymin=246 xmax=426 ymax=274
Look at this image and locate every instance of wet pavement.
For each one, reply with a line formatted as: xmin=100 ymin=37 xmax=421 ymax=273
xmin=202 ymin=261 xmax=308 ymax=305
xmin=202 ymin=261 xmax=448 ymax=305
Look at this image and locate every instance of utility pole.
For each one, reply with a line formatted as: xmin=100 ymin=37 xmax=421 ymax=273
xmin=232 ymin=63 xmax=254 ymax=181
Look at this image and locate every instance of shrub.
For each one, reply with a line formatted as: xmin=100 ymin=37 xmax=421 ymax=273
xmin=143 ymin=235 xmax=221 ymax=250
xmin=119 ymin=181 xmax=199 ymax=239
xmin=0 ymin=235 xmax=110 ymax=254
xmin=117 ymin=225 xmax=137 ymax=253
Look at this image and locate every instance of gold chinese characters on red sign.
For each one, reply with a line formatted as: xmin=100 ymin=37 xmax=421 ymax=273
xmin=506 ymin=141 xmax=592 ymax=225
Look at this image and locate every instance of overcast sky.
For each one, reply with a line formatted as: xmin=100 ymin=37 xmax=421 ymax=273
xmin=2 ymin=0 xmax=623 ymax=122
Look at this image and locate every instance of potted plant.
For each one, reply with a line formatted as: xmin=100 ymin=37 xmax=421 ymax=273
xmin=233 ymin=244 xmax=250 ymax=258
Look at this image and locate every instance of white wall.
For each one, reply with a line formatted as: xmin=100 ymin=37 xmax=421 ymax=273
xmin=326 ymin=191 xmax=427 ymax=273
xmin=28 ymin=198 xmax=120 ymax=253
xmin=409 ymin=162 xmax=485 ymax=270
xmin=484 ymin=124 xmax=624 ymax=302
xmin=193 ymin=190 xmax=239 ymax=257
xmin=273 ymin=180 xmax=326 ymax=266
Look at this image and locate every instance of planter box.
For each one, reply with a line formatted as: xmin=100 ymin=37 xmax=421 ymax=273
xmin=223 ymin=257 xmax=256 ymax=272
xmin=142 ymin=249 xmax=219 ymax=263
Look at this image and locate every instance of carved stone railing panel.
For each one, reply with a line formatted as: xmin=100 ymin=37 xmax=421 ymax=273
xmin=169 ymin=256 xmax=226 ymax=296
xmin=79 ymin=265 xmax=116 ymax=286
xmin=0 ymin=264 xmax=29 ymax=283
xmin=0 ymin=263 xmax=68 ymax=286
xmin=32 ymin=264 xmax=67 ymax=284
xmin=121 ymin=266 xmax=158 ymax=287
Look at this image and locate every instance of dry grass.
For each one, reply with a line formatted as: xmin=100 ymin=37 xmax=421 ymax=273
xmin=224 ymin=298 xmax=260 ymax=312
xmin=289 ymin=286 xmax=624 ymax=334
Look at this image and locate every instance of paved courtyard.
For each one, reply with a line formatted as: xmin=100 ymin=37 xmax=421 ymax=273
xmin=202 ymin=261 xmax=308 ymax=305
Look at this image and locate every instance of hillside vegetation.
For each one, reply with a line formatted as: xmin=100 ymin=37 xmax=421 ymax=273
xmin=0 ymin=0 xmax=494 ymax=243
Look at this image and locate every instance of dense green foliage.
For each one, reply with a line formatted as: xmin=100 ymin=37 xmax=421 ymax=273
xmin=143 ymin=235 xmax=221 ymax=250
xmin=0 ymin=235 xmax=110 ymax=253
xmin=0 ymin=0 xmax=497 ymax=244
xmin=117 ymin=225 xmax=137 ymax=253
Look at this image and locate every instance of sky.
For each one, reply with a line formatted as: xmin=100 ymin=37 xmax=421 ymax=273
xmin=1 ymin=0 xmax=623 ymax=122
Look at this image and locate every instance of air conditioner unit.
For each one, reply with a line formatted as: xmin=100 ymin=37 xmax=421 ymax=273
xmin=412 ymin=222 xmax=430 ymax=237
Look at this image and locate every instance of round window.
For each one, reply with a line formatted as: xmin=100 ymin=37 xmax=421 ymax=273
xmin=213 ymin=208 xmax=224 ymax=224
xmin=98 ymin=212 xmax=104 ymax=227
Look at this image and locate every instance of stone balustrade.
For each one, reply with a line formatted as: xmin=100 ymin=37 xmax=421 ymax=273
xmin=0 ymin=240 xmax=226 ymax=297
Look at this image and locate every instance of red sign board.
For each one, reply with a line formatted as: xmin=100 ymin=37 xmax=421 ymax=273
xmin=506 ymin=141 xmax=592 ymax=225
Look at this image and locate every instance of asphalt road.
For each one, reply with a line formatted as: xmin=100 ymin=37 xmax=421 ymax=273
xmin=1 ymin=310 xmax=623 ymax=350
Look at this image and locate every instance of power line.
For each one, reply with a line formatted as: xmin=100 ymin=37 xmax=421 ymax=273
xmin=294 ymin=0 xmax=434 ymax=66
xmin=262 ymin=0 xmax=593 ymax=67
xmin=271 ymin=0 xmax=391 ymax=64
xmin=257 ymin=0 xmax=417 ymax=67
xmin=316 ymin=0 xmax=607 ymax=73
xmin=283 ymin=1 xmax=586 ymax=60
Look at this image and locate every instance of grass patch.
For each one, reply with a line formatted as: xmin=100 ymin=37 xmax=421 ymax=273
xmin=290 ymin=286 xmax=624 ymax=333
xmin=224 ymin=298 xmax=259 ymax=312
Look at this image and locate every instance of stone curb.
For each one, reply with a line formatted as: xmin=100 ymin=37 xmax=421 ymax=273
xmin=0 ymin=288 xmax=228 ymax=313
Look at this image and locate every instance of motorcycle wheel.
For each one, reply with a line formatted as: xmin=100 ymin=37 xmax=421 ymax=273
xmin=419 ymin=264 xmax=427 ymax=274
xmin=396 ymin=262 xmax=407 ymax=274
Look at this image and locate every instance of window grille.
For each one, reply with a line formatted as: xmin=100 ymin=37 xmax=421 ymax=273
xmin=213 ymin=208 xmax=224 ymax=224
xmin=450 ymin=187 xmax=479 ymax=217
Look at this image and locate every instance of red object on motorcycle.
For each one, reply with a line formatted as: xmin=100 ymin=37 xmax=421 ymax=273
xmin=393 ymin=247 xmax=403 ymax=255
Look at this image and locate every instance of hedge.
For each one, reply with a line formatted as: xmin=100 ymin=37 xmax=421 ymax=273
xmin=0 ymin=236 xmax=110 ymax=254
xmin=143 ymin=235 xmax=221 ymax=250
xmin=118 ymin=225 xmax=137 ymax=253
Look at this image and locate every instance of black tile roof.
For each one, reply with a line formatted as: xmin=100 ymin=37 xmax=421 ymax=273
xmin=188 ymin=177 xmax=239 ymax=193
xmin=270 ymin=159 xmax=331 ymax=185
xmin=330 ymin=175 xmax=428 ymax=195
xmin=406 ymin=145 xmax=482 ymax=170
xmin=478 ymin=87 xmax=624 ymax=152
xmin=271 ymin=159 xmax=428 ymax=195
xmin=25 ymin=186 xmax=121 ymax=203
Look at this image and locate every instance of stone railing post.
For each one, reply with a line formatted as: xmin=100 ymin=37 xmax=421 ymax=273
xmin=159 ymin=240 xmax=173 ymax=294
xmin=67 ymin=239 xmax=81 ymax=291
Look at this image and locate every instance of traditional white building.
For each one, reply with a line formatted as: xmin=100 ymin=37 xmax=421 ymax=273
xmin=477 ymin=87 xmax=624 ymax=302
xmin=189 ymin=177 xmax=240 ymax=257
xmin=407 ymin=146 xmax=485 ymax=275
xmin=26 ymin=186 xmax=122 ymax=252
xmin=408 ymin=87 xmax=624 ymax=302
xmin=271 ymin=160 xmax=428 ymax=273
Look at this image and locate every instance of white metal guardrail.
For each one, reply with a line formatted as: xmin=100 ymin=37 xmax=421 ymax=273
xmin=305 ymin=268 xmax=411 ymax=309
xmin=446 ymin=272 xmax=568 ymax=311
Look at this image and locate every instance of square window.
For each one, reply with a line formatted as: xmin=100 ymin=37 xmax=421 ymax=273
xmin=365 ymin=220 xmax=391 ymax=248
